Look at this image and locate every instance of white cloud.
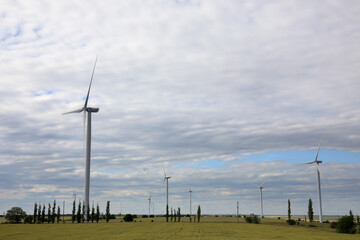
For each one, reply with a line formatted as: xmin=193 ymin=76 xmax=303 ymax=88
xmin=0 ymin=0 xmax=359 ymax=215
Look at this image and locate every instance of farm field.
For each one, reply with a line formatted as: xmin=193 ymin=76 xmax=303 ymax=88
xmin=0 ymin=217 xmax=358 ymax=240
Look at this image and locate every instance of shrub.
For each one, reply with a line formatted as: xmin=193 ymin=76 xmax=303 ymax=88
xmin=142 ymin=215 xmax=148 ymax=218
xmin=336 ymin=215 xmax=355 ymax=234
xmin=330 ymin=222 xmax=337 ymax=229
xmin=24 ymin=215 xmax=33 ymax=224
xmin=245 ymin=215 xmax=260 ymax=224
xmin=123 ymin=214 xmax=134 ymax=222
xmin=286 ymin=219 xmax=296 ymax=225
xmin=149 ymin=215 xmax=154 ymax=218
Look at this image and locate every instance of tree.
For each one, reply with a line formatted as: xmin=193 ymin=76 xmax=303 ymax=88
xmin=72 ymin=200 xmax=76 ymax=223
xmin=178 ymin=207 xmax=181 ymax=222
xmin=87 ymin=203 xmax=90 ymax=223
xmin=77 ymin=201 xmax=81 ymax=223
xmin=171 ymin=207 xmax=173 ymax=222
xmin=166 ymin=204 xmax=169 ymax=222
xmin=91 ymin=204 xmax=95 ymax=223
xmin=308 ymin=199 xmax=314 ymax=222
xmin=287 ymin=199 xmax=291 ymax=221
xmin=106 ymin=201 xmax=110 ymax=223
xmin=52 ymin=200 xmax=56 ymax=224
xmin=197 ymin=205 xmax=201 ymax=222
xmin=47 ymin=203 xmax=51 ymax=223
xmin=41 ymin=205 xmax=45 ymax=223
xmin=96 ymin=203 xmax=100 ymax=223
xmin=33 ymin=203 xmax=37 ymax=224
xmin=82 ymin=201 xmax=85 ymax=223
xmin=57 ymin=206 xmax=61 ymax=223
xmin=337 ymin=213 xmax=356 ymax=234
xmin=5 ymin=207 xmax=27 ymax=223
xmin=37 ymin=204 xmax=41 ymax=224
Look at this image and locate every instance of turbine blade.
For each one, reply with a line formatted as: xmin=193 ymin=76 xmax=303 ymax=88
xmin=315 ymin=135 xmax=323 ymax=162
xmin=62 ymin=108 xmax=84 ymax=115
xmin=162 ymin=162 xmax=166 ymax=177
xmin=260 ymin=183 xmax=265 ymax=188
xmin=299 ymin=161 xmax=315 ymax=165
xmin=84 ymin=55 xmax=98 ymax=109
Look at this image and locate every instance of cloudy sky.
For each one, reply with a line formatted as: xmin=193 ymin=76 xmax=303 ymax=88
xmin=1 ymin=0 xmax=360 ymax=217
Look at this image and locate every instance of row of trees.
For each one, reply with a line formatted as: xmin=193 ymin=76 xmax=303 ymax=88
xmin=165 ymin=204 xmax=201 ymax=222
xmin=32 ymin=200 xmax=61 ymax=224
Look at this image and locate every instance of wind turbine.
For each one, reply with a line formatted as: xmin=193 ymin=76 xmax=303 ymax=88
xmin=148 ymin=195 xmax=152 ymax=217
xmin=301 ymin=136 xmax=324 ymax=223
xmin=163 ymin=164 xmax=171 ymax=215
xmin=259 ymin=183 xmax=264 ymax=218
xmin=189 ymin=188 xmax=193 ymax=216
xmin=63 ymin=56 xmax=99 ymax=220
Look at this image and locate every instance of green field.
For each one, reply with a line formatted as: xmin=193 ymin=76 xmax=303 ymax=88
xmin=0 ymin=217 xmax=359 ymax=240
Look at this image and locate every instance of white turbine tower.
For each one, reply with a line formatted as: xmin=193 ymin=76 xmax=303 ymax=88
xmin=301 ymin=136 xmax=324 ymax=223
xmin=63 ymin=56 xmax=99 ymax=220
xmin=259 ymin=183 xmax=264 ymax=218
xmin=163 ymin=164 xmax=171 ymax=215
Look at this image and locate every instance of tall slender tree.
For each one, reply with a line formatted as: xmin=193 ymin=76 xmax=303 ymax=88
xmin=178 ymin=207 xmax=181 ymax=222
xmin=57 ymin=206 xmax=61 ymax=223
xmin=87 ymin=202 xmax=90 ymax=223
xmin=96 ymin=203 xmax=100 ymax=223
xmin=166 ymin=204 xmax=169 ymax=222
xmin=197 ymin=205 xmax=201 ymax=222
xmin=37 ymin=204 xmax=41 ymax=224
xmin=77 ymin=201 xmax=81 ymax=223
xmin=82 ymin=201 xmax=85 ymax=223
xmin=91 ymin=204 xmax=95 ymax=223
xmin=287 ymin=199 xmax=291 ymax=220
xmin=52 ymin=200 xmax=56 ymax=223
xmin=47 ymin=203 xmax=51 ymax=223
xmin=33 ymin=202 xmax=37 ymax=224
xmin=171 ymin=207 xmax=173 ymax=222
xmin=72 ymin=200 xmax=76 ymax=223
xmin=41 ymin=205 xmax=45 ymax=223
xmin=308 ymin=198 xmax=314 ymax=222
xmin=106 ymin=201 xmax=110 ymax=223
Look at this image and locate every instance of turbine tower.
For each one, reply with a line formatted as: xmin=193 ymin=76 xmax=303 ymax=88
xmin=259 ymin=183 xmax=264 ymax=218
xmin=189 ymin=188 xmax=193 ymax=216
xmin=63 ymin=56 xmax=99 ymax=220
xmin=301 ymin=136 xmax=324 ymax=223
xmin=163 ymin=164 xmax=171 ymax=213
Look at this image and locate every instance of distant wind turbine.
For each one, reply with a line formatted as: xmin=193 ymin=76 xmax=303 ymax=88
xmin=189 ymin=188 xmax=193 ymax=216
xmin=148 ymin=195 xmax=152 ymax=217
xmin=163 ymin=164 xmax=171 ymax=213
xmin=63 ymin=55 xmax=99 ymax=220
xmin=259 ymin=183 xmax=264 ymax=218
xmin=300 ymin=136 xmax=324 ymax=223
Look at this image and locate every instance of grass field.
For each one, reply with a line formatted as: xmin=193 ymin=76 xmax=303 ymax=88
xmin=0 ymin=216 xmax=359 ymax=240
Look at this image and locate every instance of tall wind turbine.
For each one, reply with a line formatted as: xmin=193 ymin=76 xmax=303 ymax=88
xmin=63 ymin=56 xmax=99 ymax=220
xmin=163 ymin=164 xmax=171 ymax=214
xmin=301 ymin=136 xmax=324 ymax=223
xmin=259 ymin=183 xmax=264 ymax=218
xmin=189 ymin=188 xmax=193 ymax=216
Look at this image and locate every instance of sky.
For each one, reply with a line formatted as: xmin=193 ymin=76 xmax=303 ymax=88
xmin=0 ymin=0 xmax=360 ymax=217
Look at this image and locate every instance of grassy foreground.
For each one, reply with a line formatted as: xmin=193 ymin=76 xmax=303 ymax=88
xmin=1 ymin=219 xmax=359 ymax=240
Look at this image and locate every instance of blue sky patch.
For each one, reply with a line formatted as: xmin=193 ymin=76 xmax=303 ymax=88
xmin=241 ymin=150 xmax=360 ymax=164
